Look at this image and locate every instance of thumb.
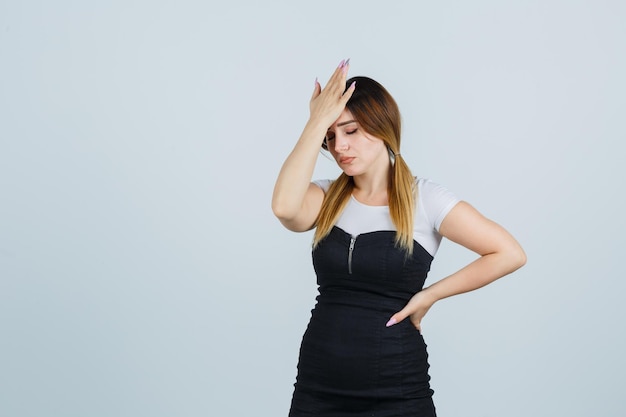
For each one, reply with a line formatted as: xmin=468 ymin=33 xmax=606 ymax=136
xmin=385 ymin=308 xmax=409 ymax=327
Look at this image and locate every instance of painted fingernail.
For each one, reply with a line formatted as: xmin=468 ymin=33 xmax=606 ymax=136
xmin=315 ymin=77 xmax=318 ymax=86
xmin=385 ymin=318 xmax=397 ymax=327
xmin=338 ymin=59 xmax=345 ymax=68
xmin=342 ymin=59 xmax=350 ymax=74
xmin=350 ymin=81 xmax=356 ymax=89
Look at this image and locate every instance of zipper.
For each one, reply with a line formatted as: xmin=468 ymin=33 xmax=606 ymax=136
xmin=348 ymin=236 xmax=356 ymax=274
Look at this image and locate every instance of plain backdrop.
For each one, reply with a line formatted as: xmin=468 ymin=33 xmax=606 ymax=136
xmin=1 ymin=1 xmax=625 ymax=416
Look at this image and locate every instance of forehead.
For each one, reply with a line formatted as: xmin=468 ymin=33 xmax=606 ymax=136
xmin=329 ymin=109 xmax=356 ymax=130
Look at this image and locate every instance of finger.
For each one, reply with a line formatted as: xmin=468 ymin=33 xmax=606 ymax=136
xmin=311 ymin=77 xmax=321 ymax=101
xmin=385 ymin=309 xmax=408 ymax=327
xmin=415 ymin=322 xmax=422 ymax=332
xmin=342 ymin=58 xmax=350 ymax=75
xmin=340 ymin=80 xmax=356 ymax=104
xmin=325 ymin=59 xmax=349 ymax=92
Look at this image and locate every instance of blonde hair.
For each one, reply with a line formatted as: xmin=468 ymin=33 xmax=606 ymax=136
xmin=314 ymin=77 xmax=417 ymax=254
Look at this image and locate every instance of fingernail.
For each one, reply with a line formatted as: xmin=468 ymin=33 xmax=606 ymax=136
xmin=385 ymin=318 xmax=397 ymax=327
xmin=338 ymin=59 xmax=345 ymax=68
xmin=350 ymin=81 xmax=356 ymax=89
xmin=315 ymin=77 xmax=318 ymax=86
xmin=344 ymin=58 xmax=350 ymax=66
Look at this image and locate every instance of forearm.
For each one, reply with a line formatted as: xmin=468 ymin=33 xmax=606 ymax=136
xmin=386 ymin=191 xmax=526 ymax=329
xmin=273 ymin=63 xmax=355 ymax=223
xmin=271 ymin=119 xmax=327 ymax=219
xmin=423 ymin=251 xmax=525 ymax=303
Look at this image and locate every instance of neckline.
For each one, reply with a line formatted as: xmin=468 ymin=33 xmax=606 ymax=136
xmin=328 ymin=226 xmax=434 ymax=260
xmin=350 ymin=194 xmax=389 ymax=208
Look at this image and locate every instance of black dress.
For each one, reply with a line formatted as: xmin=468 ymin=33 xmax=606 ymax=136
xmin=289 ymin=226 xmax=437 ymax=417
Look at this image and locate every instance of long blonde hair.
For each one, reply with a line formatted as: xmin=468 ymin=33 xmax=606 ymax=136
xmin=314 ymin=76 xmax=417 ymax=254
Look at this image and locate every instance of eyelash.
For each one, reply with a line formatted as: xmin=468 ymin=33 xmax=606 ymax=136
xmin=325 ymin=129 xmax=357 ymax=142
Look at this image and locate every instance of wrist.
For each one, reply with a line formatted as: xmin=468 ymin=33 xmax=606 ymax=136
xmin=419 ymin=287 xmax=439 ymax=306
xmin=300 ymin=119 xmax=330 ymax=146
xmin=305 ymin=114 xmax=333 ymax=132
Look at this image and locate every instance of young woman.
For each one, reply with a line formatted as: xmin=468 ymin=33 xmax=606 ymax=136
xmin=272 ymin=59 xmax=526 ymax=417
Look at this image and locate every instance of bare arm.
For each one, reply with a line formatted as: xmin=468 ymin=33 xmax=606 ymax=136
xmin=272 ymin=61 xmax=355 ymax=231
xmin=271 ymin=120 xmax=329 ymax=232
xmin=387 ymin=201 xmax=527 ymax=330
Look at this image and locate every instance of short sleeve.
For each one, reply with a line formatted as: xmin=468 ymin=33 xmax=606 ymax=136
xmin=312 ymin=179 xmax=333 ymax=193
xmin=417 ymin=179 xmax=460 ymax=232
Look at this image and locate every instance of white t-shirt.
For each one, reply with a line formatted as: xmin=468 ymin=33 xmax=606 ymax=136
xmin=313 ymin=178 xmax=459 ymax=256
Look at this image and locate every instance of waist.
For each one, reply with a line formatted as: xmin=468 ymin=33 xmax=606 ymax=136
xmin=315 ymin=286 xmax=413 ymax=313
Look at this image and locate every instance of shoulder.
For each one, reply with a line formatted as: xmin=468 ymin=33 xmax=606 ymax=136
xmin=415 ymin=178 xmax=461 ymax=232
xmin=416 ymin=178 xmax=457 ymax=200
xmin=312 ymin=179 xmax=333 ymax=193
xmin=416 ymin=177 xmax=447 ymax=193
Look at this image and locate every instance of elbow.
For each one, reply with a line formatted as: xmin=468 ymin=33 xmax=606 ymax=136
xmin=508 ymin=244 xmax=527 ymax=272
xmin=272 ymin=199 xmax=314 ymax=232
xmin=271 ymin=199 xmax=296 ymax=223
xmin=515 ymin=250 xmax=527 ymax=271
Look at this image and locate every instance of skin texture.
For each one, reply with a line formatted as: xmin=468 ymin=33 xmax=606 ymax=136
xmin=325 ymin=112 xmax=390 ymax=206
xmin=389 ymin=201 xmax=526 ymax=330
xmin=271 ymin=61 xmax=354 ymax=232
xmin=272 ymin=60 xmax=526 ymax=331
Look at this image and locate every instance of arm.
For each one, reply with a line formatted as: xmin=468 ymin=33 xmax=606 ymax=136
xmin=271 ymin=120 xmax=328 ymax=232
xmin=272 ymin=61 xmax=355 ymax=231
xmin=386 ymin=201 xmax=527 ymax=330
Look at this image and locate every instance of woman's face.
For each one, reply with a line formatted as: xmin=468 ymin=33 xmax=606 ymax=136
xmin=325 ymin=110 xmax=389 ymax=177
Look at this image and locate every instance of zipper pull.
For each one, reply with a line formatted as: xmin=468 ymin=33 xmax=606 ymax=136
xmin=348 ymin=236 xmax=356 ymax=274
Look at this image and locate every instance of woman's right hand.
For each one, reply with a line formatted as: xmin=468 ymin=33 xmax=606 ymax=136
xmin=309 ymin=59 xmax=356 ymax=130
xmin=271 ymin=60 xmax=355 ymax=232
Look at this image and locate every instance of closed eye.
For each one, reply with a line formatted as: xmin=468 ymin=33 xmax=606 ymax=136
xmin=346 ymin=129 xmax=357 ymax=135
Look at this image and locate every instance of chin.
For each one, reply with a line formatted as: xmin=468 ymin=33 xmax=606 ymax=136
xmin=341 ymin=167 xmax=363 ymax=177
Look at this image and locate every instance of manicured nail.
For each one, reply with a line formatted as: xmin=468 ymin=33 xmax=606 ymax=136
xmin=344 ymin=58 xmax=350 ymax=66
xmin=315 ymin=77 xmax=318 ymax=86
xmin=338 ymin=59 xmax=345 ymax=68
xmin=385 ymin=318 xmax=397 ymax=327
xmin=349 ymin=81 xmax=356 ymax=89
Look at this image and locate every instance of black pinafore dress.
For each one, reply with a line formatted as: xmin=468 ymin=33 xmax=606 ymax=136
xmin=289 ymin=226 xmax=437 ymax=417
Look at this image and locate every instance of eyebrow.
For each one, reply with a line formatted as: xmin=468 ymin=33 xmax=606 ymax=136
xmin=328 ymin=120 xmax=357 ymax=131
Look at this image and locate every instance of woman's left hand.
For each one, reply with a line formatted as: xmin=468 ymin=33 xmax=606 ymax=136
xmin=386 ymin=290 xmax=437 ymax=332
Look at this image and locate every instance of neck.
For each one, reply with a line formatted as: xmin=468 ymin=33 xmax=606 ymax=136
xmin=352 ymin=158 xmax=391 ymax=205
xmin=353 ymin=172 xmax=389 ymax=195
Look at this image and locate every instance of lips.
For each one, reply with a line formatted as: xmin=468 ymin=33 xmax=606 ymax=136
xmin=339 ymin=156 xmax=355 ymax=164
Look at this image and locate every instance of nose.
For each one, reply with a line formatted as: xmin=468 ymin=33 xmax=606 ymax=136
xmin=334 ymin=133 xmax=350 ymax=152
